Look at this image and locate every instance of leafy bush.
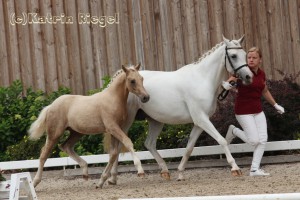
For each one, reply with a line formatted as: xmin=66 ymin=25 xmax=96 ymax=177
xmin=0 ymin=80 xmax=71 ymax=161
xmin=263 ymin=71 xmax=300 ymax=141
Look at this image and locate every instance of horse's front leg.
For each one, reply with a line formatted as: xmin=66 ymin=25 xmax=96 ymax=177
xmin=144 ymin=118 xmax=169 ymax=179
xmin=177 ymin=125 xmax=203 ymax=181
xmin=193 ymin=116 xmax=242 ymax=176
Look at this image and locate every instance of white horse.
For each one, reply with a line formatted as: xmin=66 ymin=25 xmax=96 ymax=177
xmin=106 ymin=36 xmax=253 ymax=184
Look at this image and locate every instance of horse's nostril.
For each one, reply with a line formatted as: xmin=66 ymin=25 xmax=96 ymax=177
xmin=246 ymin=75 xmax=250 ymax=80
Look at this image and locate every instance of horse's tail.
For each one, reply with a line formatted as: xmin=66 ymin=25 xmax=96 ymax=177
xmin=28 ymin=105 xmax=50 ymax=140
xmin=103 ymin=133 xmax=128 ymax=153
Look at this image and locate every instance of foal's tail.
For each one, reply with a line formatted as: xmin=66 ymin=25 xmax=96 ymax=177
xmin=28 ymin=105 xmax=50 ymax=140
xmin=103 ymin=133 xmax=128 ymax=153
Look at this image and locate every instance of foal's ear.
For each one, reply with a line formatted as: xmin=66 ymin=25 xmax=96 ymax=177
xmin=238 ymin=35 xmax=245 ymax=44
xmin=135 ymin=63 xmax=141 ymax=70
xmin=122 ymin=65 xmax=129 ymax=74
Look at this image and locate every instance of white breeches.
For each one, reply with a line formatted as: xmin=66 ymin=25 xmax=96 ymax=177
xmin=234 ymin=111 xmax=268 ymax=171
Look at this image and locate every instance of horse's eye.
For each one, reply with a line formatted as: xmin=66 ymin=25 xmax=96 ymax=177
xmin=231 ymin=54 xmax=237 ymax=59
xmin=130 ymin=79 xmax=136 ymax=84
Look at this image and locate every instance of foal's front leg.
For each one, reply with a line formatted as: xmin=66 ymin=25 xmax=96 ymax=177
xmin=96 ymin=124 xmax=144 ymax=188
xmin=97 ymin=136 xmax=119 ymax=188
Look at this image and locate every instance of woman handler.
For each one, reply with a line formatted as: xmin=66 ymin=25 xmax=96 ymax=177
xmin=223 ymin=47 xmax=284 ymax=176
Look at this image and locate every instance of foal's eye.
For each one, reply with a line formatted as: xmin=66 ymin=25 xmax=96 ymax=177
xmin=231 ymin=54 xmax=237 ymax=59
xmin=130 ymin=79 xmax=136 ymax=84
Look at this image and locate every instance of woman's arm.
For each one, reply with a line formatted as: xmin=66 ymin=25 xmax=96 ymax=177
xmin=262 ymin=83 xmax=285 ymax=114
xmin=262 ymin=84 xmax=276 ymax=106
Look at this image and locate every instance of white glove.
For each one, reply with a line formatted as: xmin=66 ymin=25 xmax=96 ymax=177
xmin=274 ymin=103 xmax=285 ymax=114
xmin=222 ymin=81 xmax=234 ymax=90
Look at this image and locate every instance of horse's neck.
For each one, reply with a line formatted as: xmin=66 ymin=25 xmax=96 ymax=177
xmin=197 ymin=45 xmax=227 ymax=91
xmin=107 ymin=73 xmax=129 ymax=105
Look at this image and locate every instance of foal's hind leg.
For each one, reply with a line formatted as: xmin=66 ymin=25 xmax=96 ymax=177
xmin=34 ymin=134 xmax=60 ymax=187
xmin=59 ymin=130 xmax=88 ymax=180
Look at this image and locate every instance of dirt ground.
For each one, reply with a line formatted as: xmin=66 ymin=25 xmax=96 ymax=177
xmin=25 ymin=162 xmax=300 ymax=200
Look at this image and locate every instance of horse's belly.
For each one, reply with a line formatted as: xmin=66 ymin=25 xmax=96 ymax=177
xmin=141 ymin=105 xmax=192 ymax=124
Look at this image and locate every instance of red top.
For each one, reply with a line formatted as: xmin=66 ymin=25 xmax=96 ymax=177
xmin=235 ymin=68 xmax=266 ymax=115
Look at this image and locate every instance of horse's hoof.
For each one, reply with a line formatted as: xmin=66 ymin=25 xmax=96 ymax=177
xmin=231 ymin=169 xmax=243 ymax=176
xmin=83 ymin=175 xmax=89 ymax=180
xmin=108 ymin=180 xmax=117 ymax=185
xmin=161 ymin=172 xmax=171 ymax=180
xmin=137 ymin=173 xmax=145 ymax=177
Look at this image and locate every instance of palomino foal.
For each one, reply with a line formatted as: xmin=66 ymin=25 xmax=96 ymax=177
xmin=28 ymin=64 xmax=149 ymax=188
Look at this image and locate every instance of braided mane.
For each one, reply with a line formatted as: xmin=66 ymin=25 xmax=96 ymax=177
xmin=194 ymin=42 xmax=224 ymax=64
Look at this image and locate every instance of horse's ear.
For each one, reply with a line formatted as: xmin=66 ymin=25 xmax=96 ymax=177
xmin=135 ymin=63 xmax=141 ymax=70
xmin=222 ymin=34 xmax=230 ymax=43
xmin=238 ymin=35 xmax=245 ymax=44
xmin=122 ymin=65 xmax=128 ymax=73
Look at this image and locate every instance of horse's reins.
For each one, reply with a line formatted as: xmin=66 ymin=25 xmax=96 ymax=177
xmin=218 ymin=46 xmax=248 ymax=101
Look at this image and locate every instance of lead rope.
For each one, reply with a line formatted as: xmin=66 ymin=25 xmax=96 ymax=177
xmin=217 ymin=81 xmax=236 ymax=101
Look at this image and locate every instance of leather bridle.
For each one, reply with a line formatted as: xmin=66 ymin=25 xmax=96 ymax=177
xmin=225 ymin=46 xmax=248 ymax=77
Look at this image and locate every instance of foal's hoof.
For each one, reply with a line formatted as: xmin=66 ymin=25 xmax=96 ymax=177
xmin=161 ymin=172 xmax=171 ymax=180
xmin=231 ymin=169 xmax=243 ymax=176
xmin=137 ymin=173 xmax=145 ymax=178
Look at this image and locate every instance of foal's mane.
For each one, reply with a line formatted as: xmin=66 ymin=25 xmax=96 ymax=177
xmin=194 ymin=42 xmax=224 ymax=64
xmin=106 ymin=65 xmax=135 ymax=88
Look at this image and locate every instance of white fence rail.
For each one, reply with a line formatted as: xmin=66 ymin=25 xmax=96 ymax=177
xmin=0 ymin=140 xmax=300 ymax=171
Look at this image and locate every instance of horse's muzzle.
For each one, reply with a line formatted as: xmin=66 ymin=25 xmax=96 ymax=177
xmin=243 ymin=74 xmax=253 ymax=85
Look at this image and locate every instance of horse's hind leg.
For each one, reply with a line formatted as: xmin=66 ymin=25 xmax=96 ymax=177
xmin=59 ymin=130 xmax=88 ymax=179
xmin=34 ymin=134 xmax=60 ymax=187
xmin=177 ymin=125 xmax=203 ymax=181
xmin=144 ymin=118 xmax=168 ymax=179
